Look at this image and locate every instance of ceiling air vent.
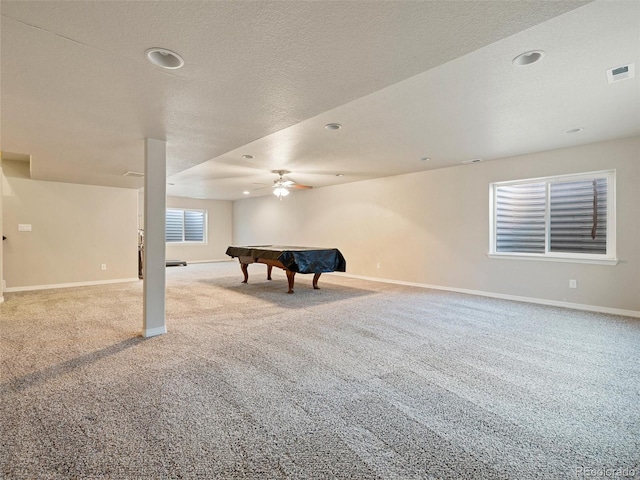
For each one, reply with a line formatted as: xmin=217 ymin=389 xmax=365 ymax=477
xmin=607 ymin=63 xmax=634 ymax=84
xmin=123 ymin=171 xmax=144 ymax=178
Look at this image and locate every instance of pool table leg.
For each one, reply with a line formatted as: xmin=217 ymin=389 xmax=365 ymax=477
xmin=267 ymin=265 xmax=273 ymax=280
xmin=240 ymin=263 xmax=249 ymax=283
xmin=312 ymin=273 xmax=321 ymax=290
xmin=285 ymin=269 xmax=296 ymax=294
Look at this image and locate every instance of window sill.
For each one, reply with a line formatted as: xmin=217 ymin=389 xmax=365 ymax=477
xmin=166 ymin=242 xmax=208 ymax=246
xmin=487 ymin=253 xmax=618 ymax=265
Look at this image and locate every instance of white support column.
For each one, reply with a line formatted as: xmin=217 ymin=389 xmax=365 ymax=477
xmin=143 ymin=139 xmax=167 ymax=337
xmin=0 ymin=158 xmax=4 ymax=304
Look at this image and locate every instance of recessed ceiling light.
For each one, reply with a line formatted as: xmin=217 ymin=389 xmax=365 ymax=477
xmin=512 ymin=50 xmax=545 ymax=66
xmin=462 ymin=158 xmax=483 ymax=165
xmin=242 ymin=154 xmax=254 ymax=159
xmin=167 ymin=182 xmax=175 ymax=186
xmin=243 ymin=191 xmax=250 ymax=195
xmin=325 ymin=123 xmax=342 ymax=130
xmin=564 ymin=127 xmax=584 ymax=134
xmin=420 ymin=157 xmax=431 ymax=162
xmin=335 ymin=174 xmax=344 ymax=177
xmin=145 ymin=48 xmax=184 ymax=69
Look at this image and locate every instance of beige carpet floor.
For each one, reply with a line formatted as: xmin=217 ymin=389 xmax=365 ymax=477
xmin=1 ymin=261 xmax=639 ymax=479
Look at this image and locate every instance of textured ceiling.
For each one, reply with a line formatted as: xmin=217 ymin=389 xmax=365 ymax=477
xmin=2 ymin=0 xmax=638 ymax=200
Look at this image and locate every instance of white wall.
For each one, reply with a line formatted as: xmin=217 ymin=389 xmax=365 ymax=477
xmin=1 ymin=163 xmax=232 ymax=290
xmin=138 ymin=193 xmax=233 ymax=263
xmin=166 ymin=196 xmax=233 ymax=262
xmin=2 ymin=160 xmax=138 ymax=289
xmin=233 ymin=136 xmax=640 ymax=313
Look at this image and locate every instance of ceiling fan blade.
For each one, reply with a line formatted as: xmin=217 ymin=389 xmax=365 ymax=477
xmin=290 ymin=184 xmax=313 ymax=190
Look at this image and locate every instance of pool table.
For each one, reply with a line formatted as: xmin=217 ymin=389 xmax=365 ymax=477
xmin=225 ymin=245 xmax=346 ymax=293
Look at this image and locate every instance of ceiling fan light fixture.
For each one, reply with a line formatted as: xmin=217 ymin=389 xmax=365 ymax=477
xmin=145 ymin=48 xmax=184 ymax=69
xmin=273 ymin=187 xmax=290 ymax=198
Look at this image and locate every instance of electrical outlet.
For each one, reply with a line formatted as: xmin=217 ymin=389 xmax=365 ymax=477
xmin=18 ymin=224 xmax=32 ymax=232
xmin=376 ymin=263 xmax=381 ymax=269
xmin=101 ymin=264 xmax=107 ymax=271
xmin=569 ymin=279 xmax=577 ymax=289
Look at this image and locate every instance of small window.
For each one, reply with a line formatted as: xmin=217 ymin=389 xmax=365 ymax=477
xmin=489 ymin=171 xmax=616 ymax=264
xmin=165 ymin=209 xmax=207 ymax=244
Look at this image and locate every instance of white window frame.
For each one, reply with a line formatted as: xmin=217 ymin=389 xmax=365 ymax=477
xmin=488 ymin=170 xmax=617 ymax=265
xmin=165 ymin=208 xmax=208 ymax=245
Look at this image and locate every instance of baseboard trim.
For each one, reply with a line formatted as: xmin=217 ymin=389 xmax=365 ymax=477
xmin=4 ymin=277 xmax=140 ymax=293
xmin=143 ymin=326 xmax=167 ymax=338
xmin=186 ymin=259 xmax=232 ymax=264
xmin=336 ymin=273 xmax=640 ymax=318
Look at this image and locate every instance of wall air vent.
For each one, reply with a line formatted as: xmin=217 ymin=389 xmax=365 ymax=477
xmin=123 ymin=171 xmax=144 ymax=178
xmin=607 ymin=63 xmax=634 ymax=84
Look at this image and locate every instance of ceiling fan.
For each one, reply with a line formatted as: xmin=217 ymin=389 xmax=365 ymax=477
xmin=256 ymin=170 xmax=313 ymax=198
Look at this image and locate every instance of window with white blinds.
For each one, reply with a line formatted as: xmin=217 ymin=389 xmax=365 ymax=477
xmin=490 ymin=171 xmax=616 ymax=263
xmin=165 ymin=209 xmax=207 ymax=243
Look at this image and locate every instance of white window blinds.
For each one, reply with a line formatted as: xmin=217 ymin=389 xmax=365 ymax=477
xmin=495 ymin=182 xmax=546 ymax=253
xmin=549 ymin=178 xmax=607 ymax=254
xmin=165 ymin=209 xmax=206 ymax=243
xmin=184 ymin=210 xmax=205 ymax=242
xmin=491 ymin=171 xmax=614 ymax=261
